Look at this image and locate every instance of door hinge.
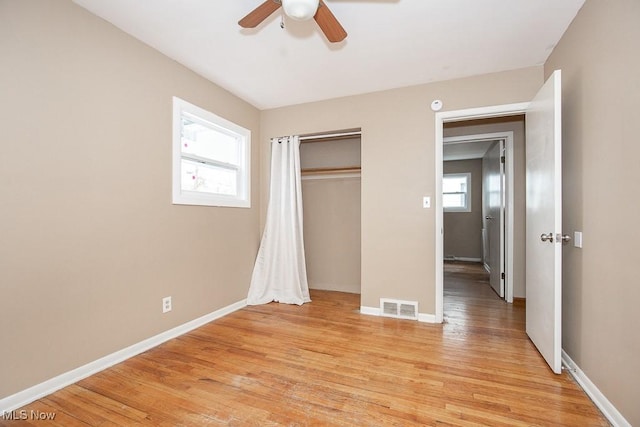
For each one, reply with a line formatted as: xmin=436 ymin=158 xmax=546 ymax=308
xmin=500 ymin=155 xmax=506 ymax=164
xmin=501 ymin=272 xmax=505 ymax=280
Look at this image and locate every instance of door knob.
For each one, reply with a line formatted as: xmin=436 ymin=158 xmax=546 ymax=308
xmin=540 ymin=233 xmax=554 ymax=243
xmin=558 ymin=233 xmax=571 ymax=243
xmin=485 ymin=216 xmax=494 ymax=220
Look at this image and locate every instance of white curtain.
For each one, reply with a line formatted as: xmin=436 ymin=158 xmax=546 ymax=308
xmin=247 ymin=136 xmax=311 ymax=305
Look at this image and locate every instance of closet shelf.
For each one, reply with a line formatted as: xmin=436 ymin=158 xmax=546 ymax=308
xmin=301 ymin=166 xmax=361 ymax=176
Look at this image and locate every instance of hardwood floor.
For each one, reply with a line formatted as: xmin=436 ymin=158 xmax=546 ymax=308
xmin=2 ymin=264 xmax=608 ymax=426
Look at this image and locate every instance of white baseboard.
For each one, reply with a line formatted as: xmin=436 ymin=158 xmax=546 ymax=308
xmin=359 ymin=306 xmax=437 ymax=323
xmin=359 ymin=306 xmax=380 ymax=317
xmin=561 ymin=349 xmax=631 ymax=427
xmin=0 ymin=299 xmax=247 ymax=416
xmin=418 ymin=312 xmax=437 ymax=323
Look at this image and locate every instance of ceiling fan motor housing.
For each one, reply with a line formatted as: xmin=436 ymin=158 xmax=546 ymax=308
xmin=239 ymin=0 xmax=347 ymax=43
xmin=282 ymin=0 xmax=319 ymax=21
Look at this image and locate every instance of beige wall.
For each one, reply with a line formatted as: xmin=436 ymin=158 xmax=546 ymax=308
xmin=302 ymin=178 xmax=361 ymax=293
xmin=545 ymin=0 xmax=640 ymax=424
xmin=443 ymin=159 xmax=483 ymax=260
xmin=0 ymin=0 xmax=260 ymax=398
xmin=300 ymin=137 xmax=361 ymax=169
xmin=444 ymin=117 xmax=526 ymax=298
xmin=261 ymin=67 xmax=543 ymax=311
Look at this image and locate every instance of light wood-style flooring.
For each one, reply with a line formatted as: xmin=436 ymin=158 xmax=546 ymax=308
xmin=1 ymin=263 xmax=608 ymax=426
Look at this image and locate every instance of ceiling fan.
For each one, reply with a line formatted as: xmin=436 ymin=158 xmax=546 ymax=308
xmin=239 ymin=0 xmax=347 ymax=43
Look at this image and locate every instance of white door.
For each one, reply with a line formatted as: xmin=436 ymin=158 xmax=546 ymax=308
xmin=525 ymin=70 xmax=563 ymax=374
xmin=484 ymin=141 xmax=504 ymax=297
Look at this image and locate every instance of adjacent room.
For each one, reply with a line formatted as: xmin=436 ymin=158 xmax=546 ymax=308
xmin=1 ymin=0 xmax=638 ymax=425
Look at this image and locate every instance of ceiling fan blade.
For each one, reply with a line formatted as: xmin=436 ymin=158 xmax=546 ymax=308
xmin=314 ymin=0 xmax=347 ymax=43
xmin=239 ymin=0 xmax=281 ymax=28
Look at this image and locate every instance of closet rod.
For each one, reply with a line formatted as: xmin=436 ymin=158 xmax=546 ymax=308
xmin=298 ymin=128 xmax=361 ymax=142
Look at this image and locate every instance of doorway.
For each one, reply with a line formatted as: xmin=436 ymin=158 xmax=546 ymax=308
xmin=442 ymin=130 xmax=516 ymax=304
xmin=434 ymin=103 xmax=529 ymax=323
xmin=435 ymin=71 xmax=563 ymax=374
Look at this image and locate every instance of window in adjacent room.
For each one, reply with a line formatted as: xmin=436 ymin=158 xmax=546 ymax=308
xmin=172 ymin=97 xmax=250 ymax=207
xmin=443 ymin=173 xmax=471 ymax=212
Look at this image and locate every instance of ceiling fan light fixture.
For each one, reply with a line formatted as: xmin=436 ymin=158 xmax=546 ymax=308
xmin=282 ymin=0 xmax=319 ymax=21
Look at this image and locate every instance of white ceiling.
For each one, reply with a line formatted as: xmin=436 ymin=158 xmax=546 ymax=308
xmin=72 ymin=0 xmax=584 ymax=110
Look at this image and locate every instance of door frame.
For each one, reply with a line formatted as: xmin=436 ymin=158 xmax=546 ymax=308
xmin=443 ymin=131 xmax=514 ymax=302
xmin=435 ymin=103 xmax=529 ymax=323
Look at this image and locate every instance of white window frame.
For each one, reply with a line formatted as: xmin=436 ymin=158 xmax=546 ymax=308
xmin=443 ymin=172 xmax=471 ymax=212
xmin=172 ymin=97 xmax=251 ymax=208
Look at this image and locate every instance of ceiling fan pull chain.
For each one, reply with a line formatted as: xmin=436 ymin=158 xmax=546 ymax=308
xmin=280 ymin=12 xmax=285 ymax=29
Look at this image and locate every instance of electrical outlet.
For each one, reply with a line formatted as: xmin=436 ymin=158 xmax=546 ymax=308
xmin=162 ymin=296 xmax=172 ymax=313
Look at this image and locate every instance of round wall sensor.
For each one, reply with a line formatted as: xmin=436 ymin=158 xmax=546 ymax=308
xmin=431 ymin=100 xmax=443 ymax=111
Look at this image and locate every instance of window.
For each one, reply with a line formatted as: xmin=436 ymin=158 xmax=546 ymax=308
xmin=443 ymin=173 xmax=471 ymax=212
xmin=172 ymin=97 xmax=250 ymax=207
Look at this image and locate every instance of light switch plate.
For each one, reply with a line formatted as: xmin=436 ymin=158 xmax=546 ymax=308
xmin=574 ymin=231 xmax=583 ymax=248
xmin=423 ymin=196 xmax=431 ymax=208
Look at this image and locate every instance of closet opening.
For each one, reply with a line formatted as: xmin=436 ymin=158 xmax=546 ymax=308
xmin=299 ymin=129 xmax=362 ymax=295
